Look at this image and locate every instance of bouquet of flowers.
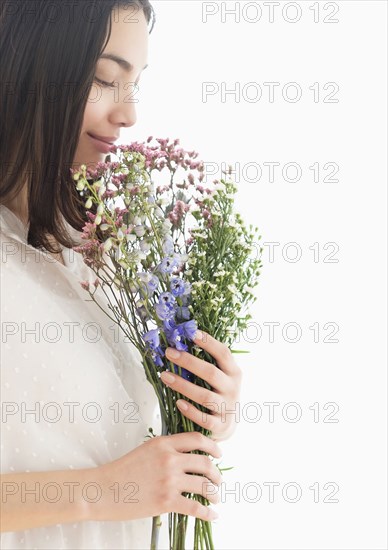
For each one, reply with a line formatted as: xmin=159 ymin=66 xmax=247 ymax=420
xmin=71 ymin=137 xmax=262 ymax=550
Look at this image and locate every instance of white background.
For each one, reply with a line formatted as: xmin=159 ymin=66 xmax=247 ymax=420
xmin=119 ymin=1 xmax=387 ymax=548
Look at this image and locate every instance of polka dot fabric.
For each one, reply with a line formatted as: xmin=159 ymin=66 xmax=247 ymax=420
xmin=0 ymin=206 xmax=169 ymax=549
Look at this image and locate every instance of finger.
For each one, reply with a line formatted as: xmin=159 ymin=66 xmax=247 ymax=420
xmin=182 ymin=454 xmax=223 ymax=486
xmin=176 ymin=399 xmax=221 ymax=433
xmin=168 ymin=432 xmax=222 ymax=458
xmin=181 ymin=474 xmax=220 ymax=505
xmin=192 ymin=330 xmax=239 ymax=376
xmin=160 ymin=370 xmax=223 ymax=409
xmin=164 ymin=349 xmax=227 ymax=391
xmin=176 ymin=495 xmax=218 ymax=522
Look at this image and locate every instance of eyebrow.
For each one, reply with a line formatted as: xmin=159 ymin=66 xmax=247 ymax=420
xmin=99 ymin=53 xmax=148 ymax=73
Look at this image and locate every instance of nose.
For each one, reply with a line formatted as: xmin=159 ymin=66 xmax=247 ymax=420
xmin=109 ymin=82 xmax=138 ymax=128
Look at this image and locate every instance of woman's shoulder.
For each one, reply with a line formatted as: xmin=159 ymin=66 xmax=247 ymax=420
xmin=0 ymin=204 xmax=92 ymax=280
xmin=0 ymin=204 xmax=29 ymax=246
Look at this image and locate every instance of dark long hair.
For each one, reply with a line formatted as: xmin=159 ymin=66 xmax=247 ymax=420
xmin=0 ymin=0 xmax=155 ymax=253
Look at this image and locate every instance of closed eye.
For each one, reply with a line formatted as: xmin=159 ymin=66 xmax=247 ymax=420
xmin=94 ymin=77 xmax=116 ymax=88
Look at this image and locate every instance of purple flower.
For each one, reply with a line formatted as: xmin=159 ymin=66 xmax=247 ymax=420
xmin=155 ymin=293 xmax=176 ymax=321
xmin=171 ymin=364 xmax=194 ymax=382
xmin=159 ymin=292 xmax=176 ymax=307
xmin=181 ymin=319 xmax=198 ymax=341
xmin=170 ymin=277 xmax=186 ymax=297
xmin=152 ymin=352 xmax=164 ymax=367
xmin=182 ymin=281 xmax=192 ymax=295
xmin=143 ymin=329 xmax=165 ymax=367
xmin=143 ymin=329 xmax=160 ymax=350
xmin=176 ymin=306 xmax=190 ymax=321
xmin=162 ymin=319 xmax=189 ymax=351
xmin=173 ymin=332 xmax=189 ymax=352
xmin=180 ymin=294 xmax=190 ymax=307
xmin=155 ymin=302 xmax=175 ymax=321
xmin=163 ymin=318 xmax=176 ymax=338
xmin=156 ymin=255 xmax=181 ymax=274
xmin=137 ymin=272 xmax=159 ymax=296
xmin=162 ymin=236 xmax=174 ymax=255
xmin=136 ymin=300 xmax=150 ymax=322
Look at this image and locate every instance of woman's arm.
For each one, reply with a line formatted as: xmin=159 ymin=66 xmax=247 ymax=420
xmin=1 ymin=431 xmax=222 ymax=533
xmin=0 ymin=467 xmax=93 ymax=532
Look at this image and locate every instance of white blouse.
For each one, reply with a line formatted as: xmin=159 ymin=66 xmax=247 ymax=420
xmin=0 ymin=205 xmax=169 ymax=549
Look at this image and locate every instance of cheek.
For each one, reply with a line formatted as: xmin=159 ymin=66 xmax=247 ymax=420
xmin=81 ymin=91 xmax=110 ymax=132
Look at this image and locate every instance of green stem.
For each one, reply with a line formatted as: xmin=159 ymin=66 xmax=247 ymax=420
xmin=150 ymin=515 xmax=163 ymax=550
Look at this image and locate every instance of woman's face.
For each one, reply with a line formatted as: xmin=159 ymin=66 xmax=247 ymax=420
xmin=73 ymin=6 xmax=149 ymax=169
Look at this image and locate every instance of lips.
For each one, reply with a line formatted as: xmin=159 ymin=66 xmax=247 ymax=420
xmin=87 ymin=133 xmax=118 ymax=145
xmin=88 ymin=133 xmax=119 ymax=154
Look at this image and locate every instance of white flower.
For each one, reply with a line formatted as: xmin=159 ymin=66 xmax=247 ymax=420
xmin=244 ymin=287 xmax=257 ymax=296
xmin=154 ymin=206 xmax=164 ymax=219
xmin=140 ymin=240 xmax=151 ymax=253
xmin=115 ymin=247 xmax=123 ymax=261
xmin=134 ymin=225 xmax=146 ymax=237
xmin=174 ymin=252 xmax=188 ymax=264
xmin=189 ymin=203 xmax=200 ymax=213
xmin=103 ymin=238 xmax=113 ymax=252
xmin=214 ymin=182 xmax=226 ymax=193
xmin=133 ymin=250 xmax=147 ymax=262
xmin=157 ymin=197 xmax=169 ymax=206
xmin=98 ymin=185 xmax=106 ymax=198
xmin=161 ymin=219 xmax=173 ymax=235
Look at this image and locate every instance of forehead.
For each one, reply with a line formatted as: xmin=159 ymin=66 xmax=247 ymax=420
xmin=102 ymin=6 xmax=149 ymax=70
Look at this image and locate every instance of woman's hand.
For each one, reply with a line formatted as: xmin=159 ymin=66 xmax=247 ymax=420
xmin=161 ymin=330 xmax=242 ymax=442
xmin=0 ymin=432 xmax=223 ymax=530
xmin=93 ymin=432 xmax=222 ymax=522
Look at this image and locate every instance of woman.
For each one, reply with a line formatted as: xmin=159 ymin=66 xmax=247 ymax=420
xmin=0 ymin=1 xmax=242 ymax=548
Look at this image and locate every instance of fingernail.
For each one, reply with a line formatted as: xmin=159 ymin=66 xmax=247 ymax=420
xmin=161 ymin=371 xmax=175 ymax=384
xmin=177 ymin=399 xmax=188 ymax=411
xmin=166 ymin=347 xmax=181 ymax=359
xmin=194 ymin=330 xmax=204 ymax=341
xmin=208 ymin=509 xmax=218 ymax=521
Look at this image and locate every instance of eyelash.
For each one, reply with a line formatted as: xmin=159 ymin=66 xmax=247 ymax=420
xmin=94 ymin=77 xmax=116 ymax=88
